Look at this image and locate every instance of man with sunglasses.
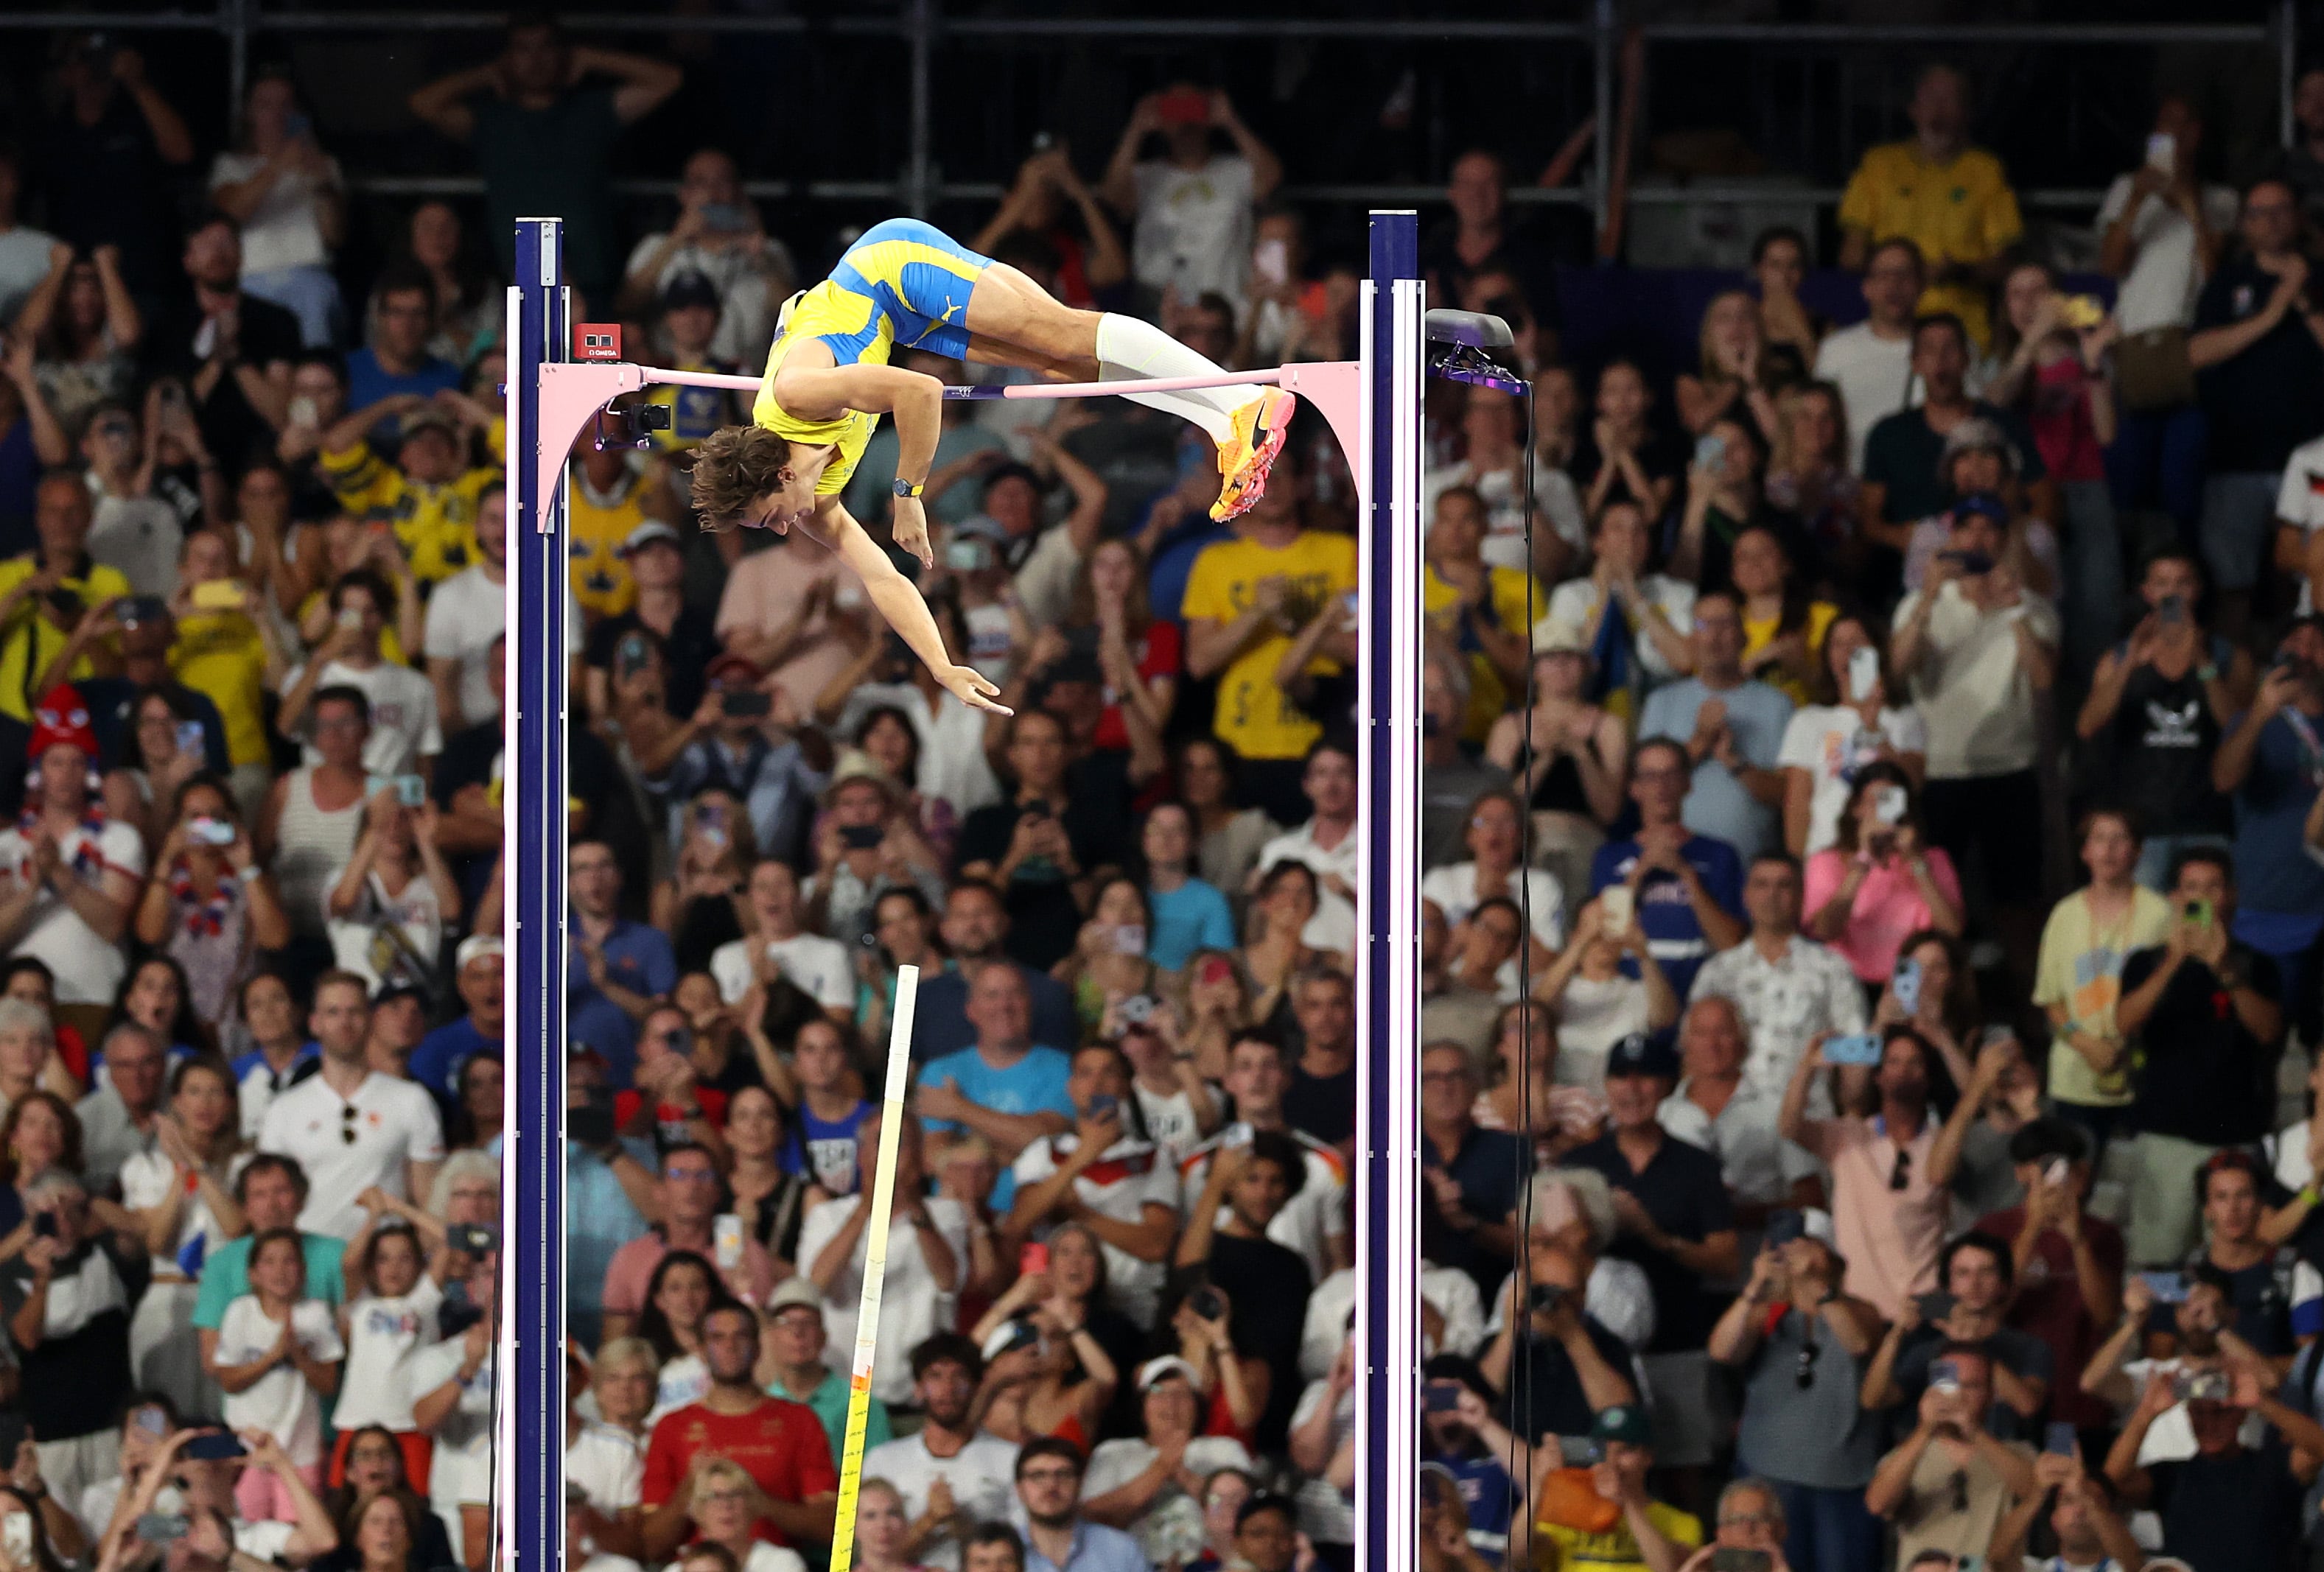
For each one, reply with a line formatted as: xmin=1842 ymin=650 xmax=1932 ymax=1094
xmin=1866 ymin=1343 xmax=2038 ymax=1571
xmin=597 ymin=1140 xmax=777 ymax=1343
xmin=1709 ymin=1216 xmax=1885 ymax=1572
xmin=256 ymin=969 xmax=444 ymax=1238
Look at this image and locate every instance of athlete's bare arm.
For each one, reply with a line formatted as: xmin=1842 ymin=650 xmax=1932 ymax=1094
xmin=770 ymin=354 xmax=945 ymax=565
xmin=791 ymin=499 xmax=1010 ymax=717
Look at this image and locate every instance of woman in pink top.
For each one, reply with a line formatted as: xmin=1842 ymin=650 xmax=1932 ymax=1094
xmin=1802 ymin=763 xmax=1964 ymax=984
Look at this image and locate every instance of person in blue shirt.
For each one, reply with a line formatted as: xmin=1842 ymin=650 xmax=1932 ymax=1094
xmin=410 ymin=933 xmax=503 ymax=1100
xmin=1421 ymin=1355 xmax=1525 ymax=1569
xmin=1591 ymin=737 xmax=1746 ymax=1000
xmin=2216 ymin=616 xmax=2324 ymax=1005
xmin=1015 ymin=1436 xmax=1149 ymax=1572
xmin=1638 ymin=589 xmax=1795 ymax=861
xmin=569 ymin=838 xmax=676 ymax=1088
xmin=1140 ymin=803 xmax=1237 ymax=971
xmin=917 ymin=964 xmax=1073 ymax=1211
xmin=777 ymin=1015 xmax=872 ymax=1195
xmin=344 ymin=267 xmax=461 ymax=415
xmin=564 ymin=1048 xmax=657 ymax=1350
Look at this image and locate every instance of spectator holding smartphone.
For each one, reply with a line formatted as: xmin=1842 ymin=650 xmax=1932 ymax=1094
xmin=1861 ymin=1231 xmax=2054 ymax=1436
xmin=1802 ymin=764 xmax=1963 ymax=986
xmin=1863 ymin=1344 xmax=2037 ymax=1567
xmin=2102 ymin=1359 xmax=2324 ymax=1571
xmin=2113 ymin=851 xmax=2284 ymax=1266
xmin=1986 ymin=1450 xmax=2145 ymax=1572
xmin=1709 ymin=1222 xmax=1884 ymax=1572
xmin=1779 ymin=1027 xmax=1969 ymax=1321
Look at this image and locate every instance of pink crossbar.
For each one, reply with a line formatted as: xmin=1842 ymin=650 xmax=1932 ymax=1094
xmin=631 ymin=364 xmax=1287 ymax=399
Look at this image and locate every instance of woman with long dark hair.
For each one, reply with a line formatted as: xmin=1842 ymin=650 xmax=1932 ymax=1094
xmin=18 ymin=247 xmax=140 ymax=433
xmin=109 ymin=953 xmax=211 ymax=1059
xmin=1777 ymin=614 xmax=1928 ymax=858
xmin=318 ymin=1425 xmax=457 ymax=1570
xmin=132 ymin=773 xmax=290 ymax=1037
xmin=634 ymin=1249 xmax=736 ymax=1422
xmin=1728 ymin=524 xmax=1836 ymax=705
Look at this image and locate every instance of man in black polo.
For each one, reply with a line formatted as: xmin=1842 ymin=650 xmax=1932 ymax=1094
xmin=1567 ymin=1031 xmax=1737 ymax=1479
xmin=1420 ymin=1040 xmax=1530 ymax=1298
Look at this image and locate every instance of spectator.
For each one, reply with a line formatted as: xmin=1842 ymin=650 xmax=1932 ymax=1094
xmin=1099 ymin=86 xmax=1281 ymax=312
xmin=1480 ymin=629 xmax=1623 ymax=890
xmin=566 ymin=837 xmax=675 ymax=1089
xmin=2076 ymin=552 xmax=2245 ymax=876
xmin=207 ymin=74 xmax=346 ymax=348
xmin=2189 ymin=178 xmax=2324 ymax=633
xmin=2114 ymin=849 xmax=2283 ymax=1265
xmin=210 ymin=1227 xmax=344 ymax=1522
xmin=620 ymin=148 xmax=791 ymax=368
xmin=1570 ymin=1031 xmax=1738 ymax=1474
xmin=408 ymin=18 xmax=681 ymax=307
xmin=2101 ymin=1357 xmax=2324 ymax=1571
xmin=276 ymin=574 xmax=441 ymax=777
xmin=256 ymin=971 xmax=444 ymax=1238
xmin=861 ymin=1333 xmax=1023 ymax=1571
xmin=324 ymin=787 xmax=457 ymax=997
xmin=257 ymin=684 xmax=368 ymax=965
xmin=1640 ymin=589 xmax=1795 ymax=861
xmin=1178 ymin=1030 xmax=1351 ymax=1283
xmin=2031 ymin=810 xmax=2171 ymax=1158
xmin=600 ymin=1141 xmax=777 ymax=1341
xmin=1589 ymin=737 xmax=1745 ymax=1001
xmin=75 ymin=1020 xmax=166 ymax=1196
xmin=2 ymin=1170 xmax=137 ymax=1516
xmin=20 ymin=245 xmax=141 ymax=439
xmin=1802 ymin=763 xmax=1964 ymax=986
xmin=800 ymin=1112 xmax=969 ymax=1404
xmin=953 ymin=709 xmax=1124 ymax=972
xmin=1528 ymin=1404 xmax=1701 ymax=1572
xmin=33 ymin=40 xmax=194 ymax=294
xmin=72 ymin=399 xmax=182 ymax=599
xmin=1428 ymin=394 xmax=1559 ymax=583
xmin=1891 ymin=505 xmax=2059 ymax=963
xmin=918 ymin=960 xmax=1073 ymax=1190
xmin=341 ymin=267 xmax=462 ymax=415
xmin=1863 ymin=1343 xmax=2037 ymax=1565
xmin=1836 ymin=65 xmax=2023 ymax=346
xmin=1679 ymin=288 xmax=1783 ymax=441
xmin=409 ymin=936 xmax=503 ymax=1103
xmin=2212 ymin=617 xmax=2324 ymax=993
xmin=1007 ymin=1041 xmax=1179 ymax=1328
xmin=1420 ymin=1040 xmax=1531 ymax=1297
xmin=1861 ymin=1229 xmax=2055 ymax=1436
xmin=1250 ymin=739 xmax=1359 ymax=958
xmin=391 ymin=202 xmax=498 ymax=369
xmin=911 ymin=881 xmax=1078 ymax=1063
xmin=0 ymin=477 xmax=134 ymax=723
xmin=421 ymin=483 xmax=508 ymax=739
xmin=1171 ymin=1128 xmax=1320 ymax=1448
xmin=1692 ymin=854 xmax=1866 ymax=1099
xmin=1012 ymin=1435 xmax=1143 ymax=1572
xmin=1656 ymin=996 xmax=1822 ymax=1222
xmin=1180 ymin=472 xmax=1356 ymax=827
xmin=1779 ymin=1028 xmax=1968 ymax=1321
xmin=119 ymin=1052 xmax=245 ymax=1411
xmin=0 ymin=686 xmax=143 ymax=1017
xmin=149 ymin=214 xmax=303 ymax=477
xmin=1751 ymin=226 xmax=1823 ymax=365
xmin=1987 ymin=1452 xmax=2144 ymax=1572
xmin=637 ymin=1301 xmax=836 ymax=1562
xmin=1708 ymin=1227 xmax=1885 ymax=1572
xmin=1532 ymin=896 xmax=1680 ymax=1083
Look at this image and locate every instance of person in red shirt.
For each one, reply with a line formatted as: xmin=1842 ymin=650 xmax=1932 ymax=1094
xmin=639 ymin=1302 xmax=839 ymax=1561
xmin=1973 ymin=1116 xmax=2125 ymax=1442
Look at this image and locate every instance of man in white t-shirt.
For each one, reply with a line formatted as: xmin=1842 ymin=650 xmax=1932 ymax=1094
xmin=708 ymin=858 xmax=852 ymax=1017
xmin=258 ymin=970 xmax=445 ymax=1238
xmin=1099 ymin=84 xmax=1281 ymax=312
xmin=1251 ymin=740 xmax=1359 ymax=955
xmin=0 ymin=692 xmax=144 ymax=1006
xmin=859 ymin=1333 xmax=1022 ymax=1572
xmin=617 ymin=148 xmax=794 ymax=367
xmin=2272 ymin=431 xmax=2324 ymax=614
xmin=422 ymin=480 xmax=508 ymax=734
xmin=1009 ymin=1042 xmax=1181 ymax=1329
xmin=277 ymin=571 xmax=442 ymax=777
xmin=1177 ymin=1030 xmax=1350 ymax=1283
xmin=1813 ymin=237 xmax=1926 ymax=474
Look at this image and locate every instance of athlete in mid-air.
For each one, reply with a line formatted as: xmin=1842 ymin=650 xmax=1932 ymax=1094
xmin=687 ymin=217 xmax=1295 ymax=717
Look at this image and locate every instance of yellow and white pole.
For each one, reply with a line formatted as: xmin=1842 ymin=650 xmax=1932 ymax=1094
xmin=827 ymin=963 xmax=919 ymax=1572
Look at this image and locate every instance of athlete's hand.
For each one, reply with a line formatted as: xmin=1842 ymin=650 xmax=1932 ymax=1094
xmin=891 ymin=494 xmax=934 ymax=569
xmin=937 ymin=663 xmax=1012 ymax=716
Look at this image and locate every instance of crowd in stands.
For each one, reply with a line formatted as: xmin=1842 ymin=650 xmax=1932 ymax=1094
xmin=0 ymin=15 xmax=2322 ymax=1572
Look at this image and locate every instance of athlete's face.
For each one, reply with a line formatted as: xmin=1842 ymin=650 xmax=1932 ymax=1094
xmin=746 ymin=466 xmax=821 ymax=535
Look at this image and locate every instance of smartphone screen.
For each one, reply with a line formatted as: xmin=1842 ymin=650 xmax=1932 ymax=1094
xmin=1848 ymin=645 xmax=1880 ymax=703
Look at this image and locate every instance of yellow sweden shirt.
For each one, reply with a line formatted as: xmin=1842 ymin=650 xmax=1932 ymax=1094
xmin=1424 ymin=563 xmax=1543 ymax=742
xmin=1182 ymin=530 xmax=1358 ymax=762
xmin=0 ymin=556 xmax=133 ymax=721
xmin=1536 ymin=1502 xmax=1702 ymax=1572
xmin=1838 ymin=141 xmax=2023 ymax=346
xmin=170 ymin=610 xmax=272 ymax=768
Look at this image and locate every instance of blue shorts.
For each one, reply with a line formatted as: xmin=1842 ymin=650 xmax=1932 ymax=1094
xmin=827 ymin=217 xmax=994 ymax=361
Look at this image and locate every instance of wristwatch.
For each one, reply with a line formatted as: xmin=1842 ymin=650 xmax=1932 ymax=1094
xmin=892 ymin=477 xmax=925 ymax=499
